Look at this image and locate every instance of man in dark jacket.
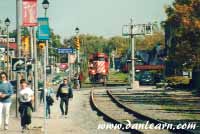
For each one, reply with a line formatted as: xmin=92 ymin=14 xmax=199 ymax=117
xmin=56 ymin=78 xmax=73 ymax=117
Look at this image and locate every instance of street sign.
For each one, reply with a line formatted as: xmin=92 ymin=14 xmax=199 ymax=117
xmin=11 ymin=58 xmax=26 ymax=72
xmin=122 ymin=24 xmax=153 ymax=36
xmin=57 ymin=48 xmax=73 ymax=54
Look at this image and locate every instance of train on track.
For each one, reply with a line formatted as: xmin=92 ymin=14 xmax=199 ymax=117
xmin=88 ymin=52 xmax=109 ymax=85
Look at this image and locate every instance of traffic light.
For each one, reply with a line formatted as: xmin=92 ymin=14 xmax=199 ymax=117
xmin=74 ymin=36 xmax=80 ymax=50
xmin=39 ymin=42 xmax=45 ymax=49
xmin=22 ymin=36 xmax=29 ymax=54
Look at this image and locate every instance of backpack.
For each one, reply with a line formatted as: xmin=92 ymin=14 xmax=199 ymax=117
xmin=68 ymin=87 xmax=73 ymax=98
xmin=46 ymin=96 xmax=54 ymax=105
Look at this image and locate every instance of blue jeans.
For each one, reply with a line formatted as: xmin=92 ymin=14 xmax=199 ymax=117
xmin=46 ymin=104 xmax=51 ymax=117
xmin=60 ymin=97 xmax=69 ymax=115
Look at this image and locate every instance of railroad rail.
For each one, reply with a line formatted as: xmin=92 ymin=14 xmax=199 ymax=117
xmin=90 ymin=89 xmax=142 ymax=134
xmin=90 ymin=88 xmax=183 ymax=134
xmin=107 ymin=90 xmax=194 ymax=134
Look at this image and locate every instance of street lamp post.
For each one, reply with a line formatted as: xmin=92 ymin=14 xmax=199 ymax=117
xmin=75 ymin=27 xmax=80 ymax=73
xmin=42 ymin=0 xmax=49 ymax=66
xmin=122 ymin=19 xmax=153 ymax=89
xmin=5 ymin=18 xmax=10 ymax=80
xmin=130 ymin=19 xmax=135 ymax=89
xmin=42 ymin=1 xmax=49 ymax=133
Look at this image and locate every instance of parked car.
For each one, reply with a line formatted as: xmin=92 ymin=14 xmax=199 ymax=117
xmin=139 ymin=72 xmax=155 ymax=85
xmin=52 ymin=75 xmax=63 ymax=85
xmin=154 ymin=73 xmax=165 ymax=83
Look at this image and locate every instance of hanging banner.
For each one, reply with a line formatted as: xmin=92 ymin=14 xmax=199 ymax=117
xmin=37 ymin=17 xmax=50 ymax=40
xmin=22 ymin=0 xmax=38 ymax=27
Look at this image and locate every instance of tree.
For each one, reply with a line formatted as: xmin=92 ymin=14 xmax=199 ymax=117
xmin=49 ymin=29 xmax=63 ymax=61
xmin=165 ymin=0 xmax=200 ymax=70
xmin=107 ymin=36 xmax=129 ymax=56
xmin=136 ymin=31 xmax=165 ymax=50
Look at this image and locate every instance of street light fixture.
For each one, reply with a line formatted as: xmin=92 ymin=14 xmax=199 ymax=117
xmin=42 ymin=1 xmax=50 ymax=132
xmin=75 ymin=27 xmax=80 ymax=74
xmin=42 ymin=0 xmax=49 ymax=17
xmin=75 ymin=27 xmax=79 ymax=35
xmin=5 ymin=18 xmax=10 ymax=80
xmin=5 ymin=18 xmax=10 ymax=27
xmin=42 ymin=0 xmax=50 ymax=66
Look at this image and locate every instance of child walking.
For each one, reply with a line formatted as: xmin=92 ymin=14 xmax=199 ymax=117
xmin=18 ymin=79 xmax=34 ymax=131
xmin=46 ymin=82 xmax=54 ymax=118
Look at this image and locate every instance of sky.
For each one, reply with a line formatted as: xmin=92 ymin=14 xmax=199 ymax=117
xmin=0 ymin=0 xmax=173 ymax=40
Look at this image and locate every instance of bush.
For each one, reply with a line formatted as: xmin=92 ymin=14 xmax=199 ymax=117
xmin=166 ymin=76 xmax=191 ymax=87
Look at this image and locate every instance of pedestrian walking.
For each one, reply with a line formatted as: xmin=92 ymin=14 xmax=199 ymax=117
xmin=40 ymin=88 xmax=44 ymax=104
xmin=73 ymin=73 xmax=80 ymax=90
xmin=18 ymin=79 xmax=34 ymax=131
xmin=45 ymin=82 xmax=54 ymax=119
xmin=0 ymin=72 xmax=13 ymax=130
xmin=78 ymin=72 xmax=83 ymax=88
xmin=56 ymin=78 xmax=73 ymax=118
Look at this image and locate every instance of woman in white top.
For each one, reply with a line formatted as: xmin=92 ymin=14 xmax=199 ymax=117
xmin=19 ymin=79 xmax=34 ymax=131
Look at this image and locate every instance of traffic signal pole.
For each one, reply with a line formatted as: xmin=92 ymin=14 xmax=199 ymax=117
xmin=16 ymin=0 xmax=21 ymax=118
xmin=129 ymin=19 xmax=135 ymax=89
xmin=77 ymin=47 xmax=80 ymax=73
xmin=33 ymin=28 xmax=38 ymax=111
xmin=122 ymin=19 xmax=153 ymax=90
xmin=6 ymin=25 xmax=9 ymax=80
xmin=43 ymin=43 xmax=47 ymax=134
xmin=75 ymin=36 xmax=80 ymax=73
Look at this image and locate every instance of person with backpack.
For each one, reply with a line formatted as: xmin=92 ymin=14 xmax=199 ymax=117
xmin=45 ymin=82 xmax=54 ymax=119
xmin=56 ymin=78 xmax=73 ymax=118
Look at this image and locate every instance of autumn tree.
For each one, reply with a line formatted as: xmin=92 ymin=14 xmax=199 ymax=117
xmin=165 ymin=0 xmax=200 ymax=70
xmin=136 ymin=31 xmax=165 ymax=50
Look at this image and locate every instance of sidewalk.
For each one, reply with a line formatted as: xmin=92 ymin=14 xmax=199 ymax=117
xmin=3 ymin=89 xmax=121 ymax=134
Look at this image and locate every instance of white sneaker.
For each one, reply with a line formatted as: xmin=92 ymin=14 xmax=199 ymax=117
xmin=4 ymin=124 xmax=8 ymax=130
xmin=26 ymin=125 xmax=31 ymax=130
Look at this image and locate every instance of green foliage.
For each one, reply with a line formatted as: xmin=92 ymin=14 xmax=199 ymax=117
xmin=49 ymin=29 xmax=62 ymax=57
xmin=109 ymin=71 xmax=128 ymax=82
xmin=166 ymin=76 xmax=191 ymax=85
xmin=136 ymin=31 xmax=165 ymax=50
xmin=51 ymin=29 xmax=62 ymax=48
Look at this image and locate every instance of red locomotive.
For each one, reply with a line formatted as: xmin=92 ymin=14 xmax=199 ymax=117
xmin=88 ymin=52 xmax=109 ymax=84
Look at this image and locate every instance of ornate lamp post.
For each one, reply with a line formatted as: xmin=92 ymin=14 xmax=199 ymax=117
xmin=5 ymin=18 xmax=10 ymax=80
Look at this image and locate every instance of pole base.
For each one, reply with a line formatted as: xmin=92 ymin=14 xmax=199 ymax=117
xmin=131 ymin=81 xmax=139 ymax=90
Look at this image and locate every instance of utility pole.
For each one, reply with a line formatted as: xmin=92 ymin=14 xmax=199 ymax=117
xmin=6 ymin=25 xmax=9 ymax=80
xmin=43 ymin=44 xmax=47 ymax=134
xmin=122 ymin=19 xmax=153 ymax=90
xmin=75 ymin=27 xmax=80 ymax=74
xmin=17 ymin=0 xmax=21 ymax=57
xmin=111 ymin=50 xmax=115 ymax=70
xmin=16 ymin=0 xmax=21 ymax=118
xmin=33 ymin=27 xmax=38 ymax=111
xmin=130 ymin=19 xmax=135 ymax=89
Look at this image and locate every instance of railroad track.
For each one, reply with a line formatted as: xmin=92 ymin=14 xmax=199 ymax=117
xmin=90 ymin=88 xmax=194 ymax=134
